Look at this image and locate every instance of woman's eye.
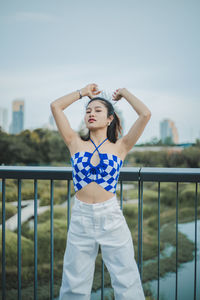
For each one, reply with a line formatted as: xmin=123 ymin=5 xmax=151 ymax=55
xmin=86 ymin=110 xmax=101 ymax=113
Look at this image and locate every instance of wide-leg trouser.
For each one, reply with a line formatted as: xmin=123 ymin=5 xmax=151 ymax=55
xmin=59 ymin=195 xmax=145 ymax=300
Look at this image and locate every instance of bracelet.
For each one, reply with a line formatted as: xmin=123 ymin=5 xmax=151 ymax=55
xmin=76 ymin=89 xmax=83 ymax=99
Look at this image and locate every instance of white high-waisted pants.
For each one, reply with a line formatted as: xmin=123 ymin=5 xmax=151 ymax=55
xmin=59 ymin=195 xmax=145 ymax=300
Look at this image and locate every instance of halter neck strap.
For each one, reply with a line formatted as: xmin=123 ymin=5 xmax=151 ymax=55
xmin=90 ymin=138 xmax=108 ymax=154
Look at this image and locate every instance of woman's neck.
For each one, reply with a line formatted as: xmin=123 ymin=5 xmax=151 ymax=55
xmin=89 ymin=130 xmax=108 ymax=145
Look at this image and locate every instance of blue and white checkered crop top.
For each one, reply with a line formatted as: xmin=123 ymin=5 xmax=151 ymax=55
xmin=70 ymin=138 xmax=123 ymax=194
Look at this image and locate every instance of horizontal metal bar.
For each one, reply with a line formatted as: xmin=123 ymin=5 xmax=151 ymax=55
xmin=0 ymin=166 xmax=140 ymax=180
xmin=0 ymin=166 xmax=73 ymax=180
xmin=140 ymin=167 xmax=200 ymax=182
xmin=118 ymin=167 xmax=141 ymax=181
xmin=1 ymin=166 xmax=200 ymax=182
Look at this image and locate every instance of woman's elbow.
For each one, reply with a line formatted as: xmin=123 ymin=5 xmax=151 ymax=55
xmin=147 ymin=111 xmax=152 ymax=119
xmin=141 ymin=111 xmax=152 ymax=119
xmin=50 ymin=102 xmax=58 ymax=112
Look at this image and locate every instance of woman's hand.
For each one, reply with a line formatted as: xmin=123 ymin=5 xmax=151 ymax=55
xmin=81 ymin=83 xmax=101 ymax=99
xmin=112 ymin=88 xmax=126 ymax=101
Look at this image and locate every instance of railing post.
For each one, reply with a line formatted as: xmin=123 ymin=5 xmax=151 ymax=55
xmin=175 ymin=182 xmax=179 ymax=300
xmin=2 ymin=178 xmax=6 ymax=300
xmin=137 ymin=177 xmax=141 ymax=269
xmin=67 ymin=180 xmax=71 ymax=232
xmin=17 ymin=179 xmax=22 ymax=300
xmin=140 ymin=180 xmax=144 ymax=280
xmin=194 ymin=182 xmax=198 ymax=300
xmin=138 ymin=167 xmax=143 ymax=280
xmin=101 ymin=260 xmax=104 ymax=300
xmin=157 ymin=181 xmax=161 ymax=300
xmin=34 ymin=179 xmax=38 ymax=300
xmin=120 ymin=180 xmax=123 ymax=210
xmin=50 ymin=179 xmax=54 ymax=300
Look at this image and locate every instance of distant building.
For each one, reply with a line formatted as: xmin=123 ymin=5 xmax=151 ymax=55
xmin=42 ymin=114 xmax=57 ymax=130
xmin=0 ymin=107 xmax=8 ymax=132
xmin=49 ymin=114 xmax=57 ymax=129
xmin=160 ymin=119 xmax=179 ymax=144
xmin=10 ymin=99 xmax=25 ymax=134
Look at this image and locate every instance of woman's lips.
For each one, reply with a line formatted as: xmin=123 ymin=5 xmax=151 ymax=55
xmin=88 ymin=119 xmax=96 ymax=123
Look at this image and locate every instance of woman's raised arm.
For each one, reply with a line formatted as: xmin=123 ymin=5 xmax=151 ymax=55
xmin=50 ymin=83 xmax=101 ymax=147
xmin=113 ymin=88 xmax=152 ymax=154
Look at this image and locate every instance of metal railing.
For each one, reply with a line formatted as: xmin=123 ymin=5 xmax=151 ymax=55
xmin=0 ymin=166 xmax=200 ymax=300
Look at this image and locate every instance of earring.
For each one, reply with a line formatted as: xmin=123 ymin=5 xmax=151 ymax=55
xmin=108 ymin=122 xmax=110 ymax=126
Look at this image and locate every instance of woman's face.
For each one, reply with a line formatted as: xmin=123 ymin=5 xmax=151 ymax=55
xmin=84 ymin=100 xmax=113 ymax=130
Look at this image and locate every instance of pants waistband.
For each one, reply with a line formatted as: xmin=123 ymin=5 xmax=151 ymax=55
xmin=73 ymin=194 xmax=119 ymax=212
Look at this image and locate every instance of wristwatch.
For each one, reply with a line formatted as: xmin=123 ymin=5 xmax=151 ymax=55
xmin=77 ymin=89 xmax=83 ymax=99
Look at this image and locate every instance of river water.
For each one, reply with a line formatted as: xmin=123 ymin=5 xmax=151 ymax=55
xmin=149 ymin=220 xmax=200 ymax=300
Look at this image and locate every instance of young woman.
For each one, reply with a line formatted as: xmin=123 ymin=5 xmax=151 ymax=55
xmin=50 ymin=83 xmax=151 ymax=300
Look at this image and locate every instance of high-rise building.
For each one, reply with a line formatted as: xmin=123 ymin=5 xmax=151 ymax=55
xmin=160 ymin=119 xmax=179 ymax=144
xmin=0 ymin=107 xmax=8 ymax=132
xmin=10 ymin=99 xmax=25 ymax=134
xmin=42 ymin=114 xmax=57 ymax=130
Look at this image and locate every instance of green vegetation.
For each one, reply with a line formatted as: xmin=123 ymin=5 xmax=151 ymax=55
xmin=0 ymin=180 xmax=199 ymax=299
xmin=0 ymin=128 xmax=200 ymax=167
xmin=0 ymin=179 xmax=75 ymax=205
xmin=126 ymin=140 xmax=200 ymax=168
xmin=0 ymin=128 xmax=70 ymax=165
xmin=0 ymin=202 xmax=17 ymax=222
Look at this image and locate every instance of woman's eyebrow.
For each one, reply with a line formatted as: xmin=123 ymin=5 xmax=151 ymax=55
xmin=86 ymin=106 xmax=102 ymax=110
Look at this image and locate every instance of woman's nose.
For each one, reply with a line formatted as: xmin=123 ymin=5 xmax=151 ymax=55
xmin=89 ymin=111 xmax=95 ymax=117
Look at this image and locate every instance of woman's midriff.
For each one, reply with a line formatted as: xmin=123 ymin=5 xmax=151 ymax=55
xmin=75 ymin=182 xmax=115 ymax=204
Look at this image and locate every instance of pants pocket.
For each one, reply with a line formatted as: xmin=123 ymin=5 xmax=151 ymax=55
xmin=112 ymin=206 xmax=125 ymax=225
xmin=102 ymin=213 xmax=115 ymax=231
xmin=69 ymin=213 xmax=83 ymax=234
xmin=81 ymin=215 xmax=93 ymax=228
xmin=103 ymin=207 xmax=124 ymax=232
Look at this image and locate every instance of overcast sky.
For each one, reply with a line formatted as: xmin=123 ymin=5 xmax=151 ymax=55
xmin=1 ymin=0 xmax=200 ymax=143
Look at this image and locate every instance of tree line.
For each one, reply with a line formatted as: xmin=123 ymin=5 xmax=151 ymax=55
xmin=126 ymin=140 xmax=200 ymax=168
xmin=0 ymin=128 xmax=200 ymax=167
xmin=0 ymin=128 xmax=70 ymax=165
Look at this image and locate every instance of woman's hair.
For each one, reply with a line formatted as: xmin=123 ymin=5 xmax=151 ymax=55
xmin=80 ymin=97 xmax=122 ymax=143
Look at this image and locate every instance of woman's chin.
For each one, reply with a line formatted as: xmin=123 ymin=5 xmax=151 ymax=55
xmin=87 ymin=123 xmax=105 ymax=131
xmin=87 ymin=124 xmax=97 ymax=129
xmin=87 ymin=125 xmax=100 ymax=132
